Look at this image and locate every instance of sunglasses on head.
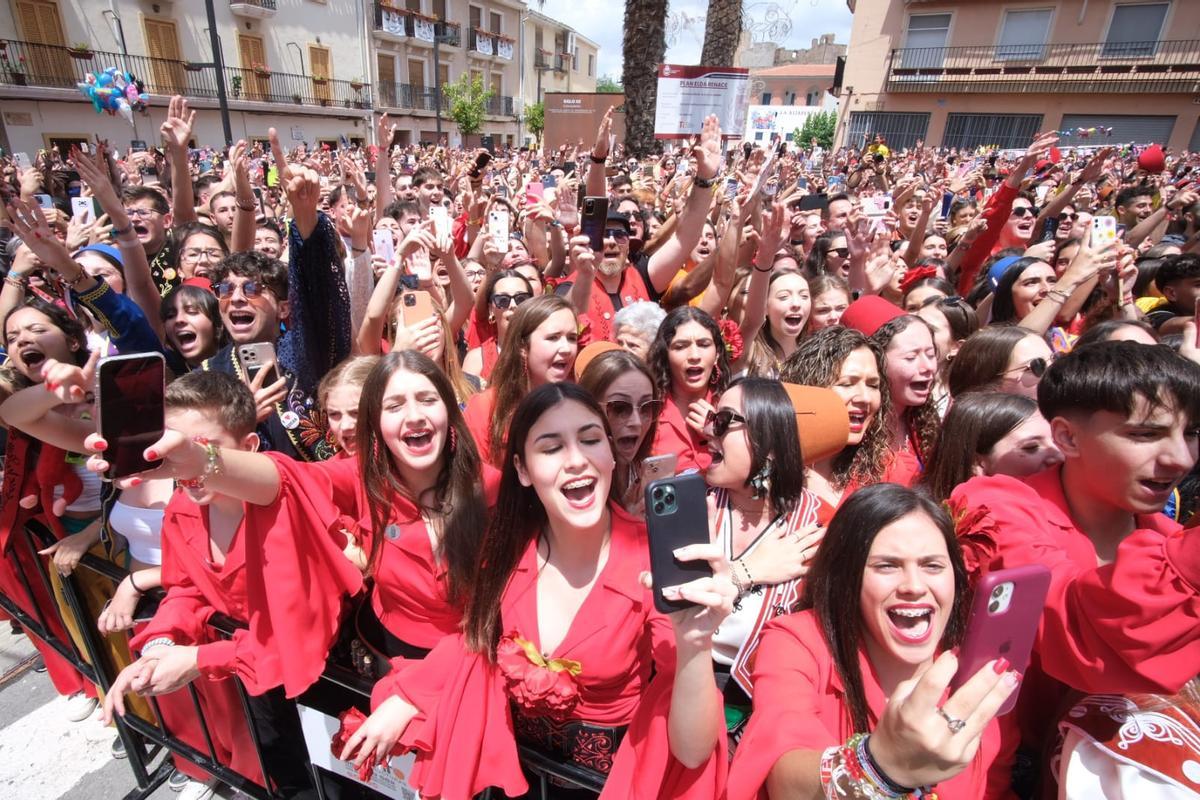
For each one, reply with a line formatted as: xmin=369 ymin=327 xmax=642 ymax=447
xmin=215 ymin=280 xmax=269 ymax=300
xmin=604 ymin=398 xmax=663 ymax=422
xmin=1006 ymin=357 xmax=1047 ymax=379
xmin=705 ymin=408 xmax=747 ymax=438
xmin=491 ymin=291 xmax=532 ymax=310
xmin=1010 ymin=206 xmax=1036 ymax=219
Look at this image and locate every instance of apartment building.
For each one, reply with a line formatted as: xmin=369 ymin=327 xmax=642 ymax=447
xmin=0 ymin=0 xmax=376 ymax=155
xmin=520 ymin=8 xmax=598 ymax=143
xmin=369 ymin=0 xmax=523 ymax=147
xmin=837 ymin=0 xmax=1200 ymax=152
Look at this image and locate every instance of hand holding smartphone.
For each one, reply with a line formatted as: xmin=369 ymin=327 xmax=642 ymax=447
xmin=580 ymin=196 xmax=609 ymax=253
xmin=97 ymin=353 xmax=166 ymax=480
xmin=645 ymin=472 xmax=712 ymax=613
xmin=487 ymin=207 xmax=510 ymax=253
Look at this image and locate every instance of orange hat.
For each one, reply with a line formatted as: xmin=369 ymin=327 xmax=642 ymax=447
xmin=574 ymin=340 xmax=622 ymax=380
xmin=782 ymin=384 xmax=850 ymax=464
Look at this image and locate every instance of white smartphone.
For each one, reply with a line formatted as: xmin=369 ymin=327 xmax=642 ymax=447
xmin=863 ymin=193 xmax=893 ymax=219
xmin=71 ymin=197 xmax=95 ymax=225
xmin=1091 ymin=215 xmax=1118 ymax=249
xmin=409 ymin=247 xmax=433 ymax=282
xmin=13 ymin=152 xmax=32 ymax=171
xmin=487 ymin=207 xmax=510 ymax=253
xmin=372 ymin=228 xmax=396 ymax=266
xmin=429 ymin=204 xmax=451 ymax=240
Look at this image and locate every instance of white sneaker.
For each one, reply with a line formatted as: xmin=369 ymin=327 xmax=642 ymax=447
xmin=178 ymin=779 xmax=217 ymax=800
xmin=65 ymin=692 xmax=98 ymax=722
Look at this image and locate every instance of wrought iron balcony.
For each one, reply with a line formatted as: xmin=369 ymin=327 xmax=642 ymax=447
xmin=486 ymin=94 xmax=515 ymax=116
xmin=376 ymin=81 xmax=448 ymax=113
xmin=373 ymin=3 xmax=453 ymax=45
xmin=535 ymin=50 xmax=552 ymax=70
xmin=229 ymin=0 xmax=277 ymax=18
xmin=885 ymin=39 xmax=1200 ymax=94
xmin=0 ymin=39 xmax=372 ymax=109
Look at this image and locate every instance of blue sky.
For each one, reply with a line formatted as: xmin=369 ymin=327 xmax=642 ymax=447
xmin=534 ymin=0 xmax=854 ymax=79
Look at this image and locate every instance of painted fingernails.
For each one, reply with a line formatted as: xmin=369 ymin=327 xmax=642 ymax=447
xmin=128 ymin=477 xmax=142 ymax=487
xmin=145 ymin=450 xmax=157 ymax=461
xmin=992 ymin=657 xmax=1010 ymax=674
xmin=94 ymin=440 xmax=107 ymax=451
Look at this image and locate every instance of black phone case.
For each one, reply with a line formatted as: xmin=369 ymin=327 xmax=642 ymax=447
xmin=581 ymin=197 xmax=609 ymax=252
xmin=645 ymin=473 xmax=712 ymax=614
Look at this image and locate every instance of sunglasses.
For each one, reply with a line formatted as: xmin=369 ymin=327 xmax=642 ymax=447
xmin=605 ymin=228 xmax=630 ymax=241
xmin=829 ymin=247 xmax=850 ymax=258
xmin=604 ymin=398 xmax=663 ymax=422
xmin=215 ymin=280 xmax=270 ymax=300
xmin=491 ymin=291 xmax=532 ymax=310
xmin=1010 ymin=206 xmax=1036 ymax=219
xmin=1060 ymin=213 xmax=1079 ymax=222
xmin=1005 ymin=357 xmax=1048 ymax=379
xmin=705 ymin=408 xmax=748 ymax=438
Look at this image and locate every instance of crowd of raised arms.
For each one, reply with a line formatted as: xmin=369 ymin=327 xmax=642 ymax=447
xmin=1 ymin=93 xmax=1200 ymax=800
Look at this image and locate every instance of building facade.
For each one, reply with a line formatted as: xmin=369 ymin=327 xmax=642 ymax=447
xmin=0 ymin=0 xmax=376 ymax=154
xmin=369 ymin=0 xmax=524 ymax=147
xmin=520 ymin=8 xmax=597 ymax=146
xmin=837 ymin=0 xmax=1200 ymax=152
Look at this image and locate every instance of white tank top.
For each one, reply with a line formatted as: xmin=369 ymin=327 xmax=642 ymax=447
xmin=108 ymin=500 xmax=164 ymax=565
xmin=52 ymin=462 xmax=103 ymax=513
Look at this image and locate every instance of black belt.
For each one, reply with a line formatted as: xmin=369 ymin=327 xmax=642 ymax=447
xmin=349 ymin=600 xmax=431 ymax=679
xmin=512 ymin=705 xmax=627 ymax=779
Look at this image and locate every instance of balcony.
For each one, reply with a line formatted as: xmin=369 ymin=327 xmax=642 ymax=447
xmin=0 ymin=39 xmax=372 ymax=110
xmin=486 ymin=94 xmax=515 ymax=117
xmin=535 ymin=49 xmax=552 ymax=70
xmin=373 ymin=3 xmax=445 ymax=46
xmin=376 ymin=80 xmax=447 ymax=113
xmin=555 ymin=53 xmax=570 ymax=72
xmin=469 ymin=29 xmax=495 ymax=58
xmin=229 ymin=0 xmax=276 ymax=19
xmin=885 ymin=40 xmax=1200 ymax=94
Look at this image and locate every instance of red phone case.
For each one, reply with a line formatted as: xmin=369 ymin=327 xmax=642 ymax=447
xmin=950 ymin=565 xmax=1051 ymax=715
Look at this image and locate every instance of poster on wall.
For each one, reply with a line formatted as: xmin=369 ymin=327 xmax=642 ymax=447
xmin=654 ymin=64 xmax=749 ymax=140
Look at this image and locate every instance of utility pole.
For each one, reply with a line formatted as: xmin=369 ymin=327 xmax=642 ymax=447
xmin=204 ymin=0 xmax=233 ymax=146
xmin=434 ymin=33 xmax=443 ymax=144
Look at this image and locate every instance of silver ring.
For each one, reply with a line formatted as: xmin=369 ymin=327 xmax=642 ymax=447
xmin=937 ymin=707 xmax=966 ymax=734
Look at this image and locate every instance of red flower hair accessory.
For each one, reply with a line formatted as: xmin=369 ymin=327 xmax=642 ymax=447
xmin=718 ymin=318 xmax=744 ymax=362
xmin=496 ymin=632 xmax=582 ymax=721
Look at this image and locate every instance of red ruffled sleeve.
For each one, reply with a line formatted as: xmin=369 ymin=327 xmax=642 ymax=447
xmin=236 ymin=453 xmax=366 ymax=697
xmin=950 ymin=472 xmax=1200 ymax=695
xmin=371 ymin=634 xmax=526 ymax=800
xmin=463 ymin=388 xmax=497 ymax=465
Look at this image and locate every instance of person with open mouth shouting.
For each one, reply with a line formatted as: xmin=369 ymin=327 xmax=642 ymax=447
xmin=727 ymin=483 xmax=1021 ymax=800
xmin=870 ymin=313 xmax=941 ymax=487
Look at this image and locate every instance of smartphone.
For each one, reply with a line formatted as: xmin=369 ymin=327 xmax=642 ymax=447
xmin=645 ymin=472 xmax=711 ymax=613
xmin=640 ymin=454 xmax=677 ymax=486
xmin=468 ymin=150 xmax=492 ymax=179
xmin=580 ymin=196 xmax=609 ymax=253
xmin=429 ymin=204 xmax=451 ymax=240
xmin=525 ymin=181 xmax=545 ymax=206
xmin=409 ymin=247 xmax=433 ymax=282
xmin=950 ymin=565 xmax=1050 ymax=715
xmin=33 ymin=194 xmax=54 ymax=211
xmin=724 ymin=176 xmax=738 ymax=201
xmin=495 ymin=184 xmax=509 ymax=199
xmin=487 ymin=207 xmax=510 ymax=254
xmin=1091 ymin=215 xmax=1118 ymax=249
xmin=798 ymin=194 xmax=829 ymax=213
xmin=940 ymin=191 xmax=954 ymax=220
xmin=399 ymin=289 xmax=435 ymax=328
xmin=541 ymin=173 xmax=558 ymax=189
xmin=372 ymin=228 xmax=396 ymax=265
xmin=70 ymin=197 xmax=96 ymax=224
xmin=797 ymin=176 xmax=809 ymax=190
xmin=236 ymin=342 xmax=278 ymax=388
xmin=1038 ymin=217 xmax=1059 ymax=243
xmin=96 ymin=353 xmax=165 ymax=480
xmin=863 ymin=194 xmax=892 ymax=218
xmin=13 ymin=152 xmax=32 ymax=171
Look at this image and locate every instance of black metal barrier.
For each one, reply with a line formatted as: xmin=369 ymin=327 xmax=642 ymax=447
xmin=0 ymin=515 xmax=607 ymax=799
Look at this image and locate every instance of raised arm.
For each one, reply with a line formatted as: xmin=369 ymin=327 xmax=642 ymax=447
xmin=228 ymin=140 xmax=257 ymax=254
xmin=374 ymin=114 xmax=396 ymax=224
xmin=160 ymin=95 xmax=198 ymax=225
xmin=585 ymin=107 xmax=613 ymax=199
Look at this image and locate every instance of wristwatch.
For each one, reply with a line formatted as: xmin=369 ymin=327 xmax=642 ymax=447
xmin=692 ymin=175 xmax=715 ymax=189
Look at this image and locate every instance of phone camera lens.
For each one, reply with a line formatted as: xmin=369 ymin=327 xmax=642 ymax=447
xmin=988 ymin=600 xmax=999 ymax=613
xmin=664 ymin=490 xmax=675 ymax=503
xmin=653 ymin=502 xmax=664 ymax=514
xmin=404 ymin=295 xmax=415 ymax=307
xmin=991 ymin=586 xmax=1004 ymax=597
xmin=652 ymin=487 xmax=664 ymax=499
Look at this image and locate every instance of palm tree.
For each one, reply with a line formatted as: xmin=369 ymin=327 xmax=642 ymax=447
xmin=622 ymin=0 xmax=669 ymax=157
xmin=701 ymin=0 xmax=743 ymax=67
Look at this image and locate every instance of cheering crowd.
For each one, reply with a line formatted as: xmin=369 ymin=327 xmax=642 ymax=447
xmin=0 ymin=93 xmax=1199 ymax=800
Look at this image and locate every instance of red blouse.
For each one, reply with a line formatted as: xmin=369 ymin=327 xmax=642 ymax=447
xmin=370 ymin=504 xmax=726 ymax=800
xmin=726 ymin=610 xmax=1017 ymax=800
xmin=463 ymin=387 xmax=499 ymax=465
xmin=949 ymin=467 xmax=1200 ymax=750
xmin=479 ymin=337 xmax=500 ymax=382
xmin=652 ymin=397 xmax=712 ymax=473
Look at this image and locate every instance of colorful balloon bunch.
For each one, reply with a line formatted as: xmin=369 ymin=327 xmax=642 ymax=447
xmin=1053 ymin=127 xmax=1113 ymax=138
xmin=77 ymin=68 xmax=148 ymax=127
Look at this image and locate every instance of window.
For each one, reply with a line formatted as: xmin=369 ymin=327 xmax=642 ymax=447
xmin=996 ymin=9 xmax=1052 ymax=60
xmin=1103 ymin=3 xmax=1169 ymax=58
xmin=588 ymin=53 xmax=594 ymax=76
xmin=761 ymin=92 xmax=772 ymax=104
xmin=847 ymin=112 xmax=930 ymax=151
xmin=942 ymin=113 xmax=1043 ymax=150
xmin=899 ymin=13 xmax=951 ymax=69
xmin=805 ymin=88 xmax=822 ymax=105
xmin=489 ymin=11 xmax=501 ymax=35
xmin=1058 ymin=114 xmax=1175 ymax=147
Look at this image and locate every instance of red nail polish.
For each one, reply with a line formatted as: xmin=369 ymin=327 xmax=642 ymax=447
xmin=129 ymin=477 xmax=142 ymax=487
xmin=94 ymin=440 xmax=107 ymax=451
xmin=145 ymin=450 xmax=157 ymax=461
xmin=993 ymin=657 xmax=1010 ymax=674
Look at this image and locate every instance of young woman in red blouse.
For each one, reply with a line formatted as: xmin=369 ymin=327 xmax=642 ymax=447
xmin=727 ymin=484 xmax=1020 ymax=800
xmin=781 ymin=327 xmax=890 ymax=524
xmin=463 ymin=294 xmax=580 ymax=465
xmin=462 ymin=269 xmax=535 ymax=384
xmin=647 ymin=306 xmax=730 ymax=473
xmin=871 ymin=315 xmax=940 ymax=486
xmin=339 ymin=382 xmax=735 ymax=799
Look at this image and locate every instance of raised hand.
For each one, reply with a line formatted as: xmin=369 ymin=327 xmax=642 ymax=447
xmin=693 ymin=115 xmax=722 ymax=181
xmin=160 ymin=95 xmax=195 ymax=153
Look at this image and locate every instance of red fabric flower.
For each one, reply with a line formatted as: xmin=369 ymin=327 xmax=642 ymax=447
xmin=496 ymin=633 xmax=582 ymax=721
xmin=947 ymin=499 xmax=1000 ymax=581
xmin=330 ymin=707 xmax=403 ymax=782
xmin=718 ymin=318 xmax=744 ymax=362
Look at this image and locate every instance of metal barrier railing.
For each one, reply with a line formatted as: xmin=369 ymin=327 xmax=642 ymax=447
xmin=0 ymin=514 xmax=606 ymax=799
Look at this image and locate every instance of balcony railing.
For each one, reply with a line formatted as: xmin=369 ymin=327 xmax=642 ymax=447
xmin=555 ymin=53 xmax=570 ymax=72
xmin=885 ymin=40 xmax=1200 ymax=94
xmin=486 ymin=94 xmax=515 ymax=116
xmin=0 ymin=39 xmax=372 ymax=109
xmin=376 ymin=80 xmax=448 ymax=112
xmin=373 ymin=3 xmax=455 ymax=45
xmin=535 ymin=50 xmax=552 ymax=70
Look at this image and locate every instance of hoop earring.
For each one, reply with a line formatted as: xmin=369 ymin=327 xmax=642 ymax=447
xmin=749 ymin=460 xmax=772 ymax=500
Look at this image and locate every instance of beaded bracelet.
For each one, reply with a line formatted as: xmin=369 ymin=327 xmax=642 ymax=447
xmin=819 ymin=734 xmax=937 ymax=800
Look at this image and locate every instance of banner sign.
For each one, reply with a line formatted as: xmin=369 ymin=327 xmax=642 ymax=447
xmin=654 ymin=64 xmax=749 ymax=140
